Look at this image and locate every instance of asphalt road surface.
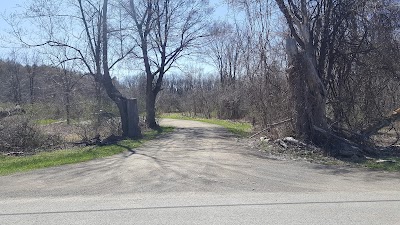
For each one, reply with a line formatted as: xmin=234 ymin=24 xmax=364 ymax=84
xmin=1 ymin=119 xmax=400 ymax=224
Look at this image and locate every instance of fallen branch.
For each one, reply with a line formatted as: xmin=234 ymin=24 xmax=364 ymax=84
xmin=282 ymin=136 xmax=307 ymax=146
xmin=248 ymin=118 xmax=293 ymax=139
xmin=361 ymin=107 xmax=400 ymax=139
xmin=313 ymin=125 xmax=377 ymax=157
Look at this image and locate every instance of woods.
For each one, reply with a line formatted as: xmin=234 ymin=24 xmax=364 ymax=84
xmin=1 ymin=0 xmax=400 ymax=158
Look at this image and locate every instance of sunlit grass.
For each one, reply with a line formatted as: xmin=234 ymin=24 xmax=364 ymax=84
xmin=160 ymin=113 xmax=252 ymax=137
xmin=35 ymin=119 xmax=61 ymax=125
xmin=363 ymin=157 xmax=400 ymax=172
xmin=0 ymin=126 xmax=174 ymax=176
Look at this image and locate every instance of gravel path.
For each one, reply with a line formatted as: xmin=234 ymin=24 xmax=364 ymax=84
xmin=1 ymin=119 xmax=399 ymax=199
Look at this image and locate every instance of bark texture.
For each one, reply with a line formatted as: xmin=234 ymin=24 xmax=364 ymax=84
xmin=286 ymin=38 xmax=328 ymax=142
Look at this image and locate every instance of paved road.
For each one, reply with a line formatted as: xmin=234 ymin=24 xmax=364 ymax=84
xmin=1 ymin=119 xmax=400 ymax=224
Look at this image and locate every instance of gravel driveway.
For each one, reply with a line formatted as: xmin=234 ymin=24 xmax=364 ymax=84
xmin=1 ymin=119 xmax=399 ymax=199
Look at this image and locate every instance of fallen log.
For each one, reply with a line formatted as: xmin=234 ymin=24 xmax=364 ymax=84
xmin=248 ymin=118 xmax=292 ymax=139
xmin=361 ymin=107 xmax=400 ymax=139
xmin=313 ymin=125 xmax=377 ymax=158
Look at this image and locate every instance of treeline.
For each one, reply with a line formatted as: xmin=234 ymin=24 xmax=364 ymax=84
xmin=0 ymin=59 xmax=115 ymax=123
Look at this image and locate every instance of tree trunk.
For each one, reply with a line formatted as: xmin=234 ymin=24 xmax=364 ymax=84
xmin=146 ymin=90 xmax=158 ymax=129
xmin=286 ymin=38 xmax=328 ymax=142
xmin=65 ymin=91 xmax=71 ymax=125
xmin=94 ymin=81 xmax=103 ymax=125
xmin=100 ymin=0 xmax=140 ymax=138
xmin=29 ymin=76 xmax=34 ymax=104
xmin=286 ymin=48 xmax=373 ymax=157
xmin=11 ymin=73 xmax=22 ymax=104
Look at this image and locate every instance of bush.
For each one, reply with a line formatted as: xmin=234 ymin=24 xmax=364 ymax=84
xmin=0 ymin=115 xmax=61 ymax=154
xmin=74 ymin=113 xmax=122 ymax=142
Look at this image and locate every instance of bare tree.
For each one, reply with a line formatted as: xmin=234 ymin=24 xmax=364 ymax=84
xmin=50 ymin=51 xmax=84 ymax=125
xmin=23 ymin=54 xmax=40 ymax=105
xmin=7 ymin=51 xmax=23 ymax=105
xmin=212 ymin=1 xmax=291 ymax=125
xmin=125 ymin=0 xmax=210 ymax=129
xmin=273 ymin=0 xmax=400 ymax=155
xmin=13 ymin=0 xmax=141 ymax=138
xmin=208 ymin=22 xmax=243 ymax=87
xmin=274 ymin=0 xmax=330 ymax=141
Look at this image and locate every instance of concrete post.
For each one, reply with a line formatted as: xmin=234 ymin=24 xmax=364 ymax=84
xmin=127 ymin=98 xmax=141 ymax=138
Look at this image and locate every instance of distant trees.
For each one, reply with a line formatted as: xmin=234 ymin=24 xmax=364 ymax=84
xmin=209 ymin=22 xmax=242 ymax=87
xmin=24 ymin=54 xmax=39 ymax=105
xmin=207 ymin=1 xmax=291 ymax=125
xmin=208 ymin=22 xmax=243 ymax=119
xmin=0 ymin=57 xmax=89 ymax=121
xmin=8 ymin=55 xmax=23 ymax=105
xmin=53 ymin=63 xmax=83 ymax=125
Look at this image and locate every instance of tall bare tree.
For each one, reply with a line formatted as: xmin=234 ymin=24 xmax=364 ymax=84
xmin=23 ymin=53 xmax=40 ymax=105
xmin=274 ymin=0 xmax=400 ymax=155
xmin=7 ymin=51 xmax=23 ymax=105
xmin=274 ymin=0 xmax=330 ymax=142
xmin=209 ymin=22 xmax=243 ymax=87
xmin=125 ymin=0 xmax=210 ymax=128
xmin=13 ymin=0 xmax=141 ymax=138
xmin=50 ymin=51 xmax=84 ymax=125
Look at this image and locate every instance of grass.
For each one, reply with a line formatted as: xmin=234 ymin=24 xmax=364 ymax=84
xmin=363 ymin=157 xmax=400 ymax=172
xmin=0 ymin=126 xmax=174 ymax=176
xmin=160 ymin=113 xmax=252 ymax=137
xmin=35 ymin=118 xmax=61 ymax=125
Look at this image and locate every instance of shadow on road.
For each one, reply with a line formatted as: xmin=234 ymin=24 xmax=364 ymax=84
xmin=1 ymin=119 xmax=400 ymax=198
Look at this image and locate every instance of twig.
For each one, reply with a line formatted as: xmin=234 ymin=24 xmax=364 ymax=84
xmin=248 ymin=118 xmax=292 ymax=139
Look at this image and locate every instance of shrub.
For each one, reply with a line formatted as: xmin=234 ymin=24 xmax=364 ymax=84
xmin=0 ymin=115 xmax=61 ymax=154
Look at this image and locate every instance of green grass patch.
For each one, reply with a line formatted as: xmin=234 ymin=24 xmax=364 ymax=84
xmin=363 ymin=158 xmax=400 ymax=172
xmin=0 ymin=126 xmax=174 ymax=176
xmin=35 ymin=119 xmax=60 ymax=125
xmin=160 ymin=113 xmax=252 ymax=137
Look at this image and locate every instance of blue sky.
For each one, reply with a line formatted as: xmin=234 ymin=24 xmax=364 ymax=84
xmin=0 ymin=0 xmax=230 ymax=51
xmin=1 ymin=0 xmax=23 ymax=24
xmin=0 ymin=0 xmax=27 ymax=49
xmin=0 ymin=0 xmax=229 ymax=75
xmin=0 ymin=0 xmax=229 ymax=33
xmin=0 ymin=0 xmax=24 ymax=10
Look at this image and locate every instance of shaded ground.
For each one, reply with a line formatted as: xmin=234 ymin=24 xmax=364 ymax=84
xmin=1 ymin=119 xmax=399 ymax=199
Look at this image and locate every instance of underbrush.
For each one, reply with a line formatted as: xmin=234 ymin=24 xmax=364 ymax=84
xmin=0 ymin=115 xmax=62 ymax=154
xmin=253 ymin=137 xmax=400 ymax=172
